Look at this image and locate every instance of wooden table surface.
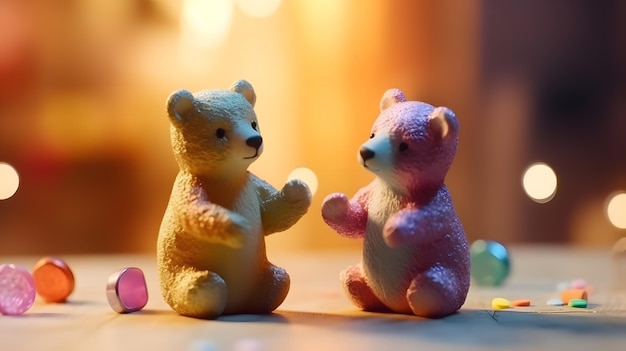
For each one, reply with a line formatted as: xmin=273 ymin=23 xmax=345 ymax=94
xmin=1 ymin=246 xmax=625 ymax=351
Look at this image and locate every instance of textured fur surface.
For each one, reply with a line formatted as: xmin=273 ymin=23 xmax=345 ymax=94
xmin=322 ymin=88 xmax=469 ymax=318
xmin=158 ymin=80 xmax=311 ymax=319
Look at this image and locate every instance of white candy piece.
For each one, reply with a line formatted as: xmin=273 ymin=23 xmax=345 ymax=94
xmin=546 ymin=298 xmax=565 ymax=306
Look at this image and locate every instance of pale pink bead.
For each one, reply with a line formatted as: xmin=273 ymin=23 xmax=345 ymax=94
xmin=106 ymin=267 xmax=148 ymax=313
xmin=570 ymin=278 xmax=587 ymax=290
xmin=0 ymin=264 xmax=36 ymax=315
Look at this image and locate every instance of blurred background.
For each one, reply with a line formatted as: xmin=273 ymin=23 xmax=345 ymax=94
xmin=0 ymin=0 xmax=624 ymax=255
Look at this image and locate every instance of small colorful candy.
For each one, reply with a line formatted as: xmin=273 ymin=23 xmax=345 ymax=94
xmin=570 ymin=279 xmax=587 ymax=290
xmin=470 ymin=240 xmax=510 ymax=286
xmin=568 ymin=299 xmax=588 ymax=308
xmin=106 ymin=267 xmax=148 ymax=313
xmin=560 ymin=288 xmax=587 ymax=304
xmin=32 ymin=257 xmax=75 ymax=303
xmin=546 ymin=298 xmax=564 ymax=306
xmin=511 ymin=299 xmax=531 ymax=307
xmin=0 ymin=264 xmax=36 ymax=315
xmin=491 ymin=297 xmax=511 ymax=309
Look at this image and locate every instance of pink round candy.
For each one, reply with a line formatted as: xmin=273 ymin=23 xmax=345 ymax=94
xmin=106 ymin=267 xmax=148 ymax=313
xmin=0 ymin=264 xmax=36 ymax=315
xmin=570 ymin=278 xmax=587 ymax=290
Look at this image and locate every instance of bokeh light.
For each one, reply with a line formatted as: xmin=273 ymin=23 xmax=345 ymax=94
xmin=180 ymin=0 xmax=233 ymax=48
xmin=0 ymin=162 xmax=20 ymax=200
xmin=236 ymin=0 xmax=281 ymax=18
xmin=522 ymin=162 xmax=557 ymax=203
xmin=606 ymin=192 xmax=626 ymax=229
xmin=287 ymin=167 xmax=318 ymax=196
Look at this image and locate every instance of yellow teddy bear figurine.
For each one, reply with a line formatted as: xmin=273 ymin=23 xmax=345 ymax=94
xmin=157 ymin=80 xmax=311 ymax=319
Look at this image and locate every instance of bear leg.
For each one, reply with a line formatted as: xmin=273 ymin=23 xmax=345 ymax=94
xmin=341 ymin=264 xmax=389 ymax=312
xmin=243 ymin=263 xmax=290 ymax=314
xmin=166 ymin=269 xmax=228 ymax=319
xmin=406 ymin=264 xmax=465 ymax=318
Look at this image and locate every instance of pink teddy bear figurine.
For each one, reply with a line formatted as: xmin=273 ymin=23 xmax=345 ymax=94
xmin=321 ymin=88 xmax=470 ymax=318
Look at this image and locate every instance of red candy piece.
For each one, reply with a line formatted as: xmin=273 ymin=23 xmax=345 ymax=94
xmin=0 ymin=264 xmax=36 ymax=315
xmin=106 ymin=267 xmax=148 ymax=313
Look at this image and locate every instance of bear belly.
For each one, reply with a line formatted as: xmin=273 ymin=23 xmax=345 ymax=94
xmin=198 ymin=235 xmax=265 ymax=310
xmin=157 ymin=183 xmax=267 ymax=312
xmin=361 ymin=190 xmax=418 ymax=313
xmin=362 ymin=224 xmax=418 ymax=313
xmin=159 ymin=225 xmax=266 ymax=307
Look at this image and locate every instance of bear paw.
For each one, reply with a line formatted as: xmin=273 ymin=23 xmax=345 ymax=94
xmin=321 ymin=193 xmax=350 ymax=221
xmin=281 ymin=179 xmax=311 ymax=203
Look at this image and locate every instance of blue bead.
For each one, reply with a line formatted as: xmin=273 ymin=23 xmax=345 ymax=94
xmin=470 ymin=240 xmax=510 ymax=286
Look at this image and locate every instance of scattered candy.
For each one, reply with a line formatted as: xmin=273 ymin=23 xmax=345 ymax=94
xmin=546 ymin=298 xmax=565 ymax=306
xmin=560 ymin=288 xmax=587 ymax=304
xmin=568 ymin=298 xmax=588 ymax=308
xmin=106 ymin=267 xmax=148 ymax=313
xmin=570 ymin=279 xmax=587 ymax=290
xmin=557 ymin=279 xmax=591 ymax=293
xmin=511 ymin=299 xmax=531 ymax=307
xmin=491 ymin=297 xmax=511 ymax=309
xmin=32 ymin=257 xmax=75 ymax=303
xmin=0 ymin=264 xmax=36 ymax=315
xmin=470 ymin=240 xmax=510 ymax=286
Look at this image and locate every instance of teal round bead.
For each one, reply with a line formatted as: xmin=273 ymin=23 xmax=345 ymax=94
xmin=470 ymin=240 xmax=510 ymax=286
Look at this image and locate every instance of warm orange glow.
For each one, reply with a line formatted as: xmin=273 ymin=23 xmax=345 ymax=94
xmin=0 ymin=1 xmax=482 ymax=253
xmin=236 ymin=0 xmax=281 ymax=18
xmin=179 ymin=0 xmax=233 ymax=49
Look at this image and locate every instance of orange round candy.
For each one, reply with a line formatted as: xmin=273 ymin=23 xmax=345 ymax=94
xmin=560 ymin=288 xmax=587 ymax=304
xmin=511 ymin=299 xmax=531 ymax=307
xmin=32 ymin=257 xmax=75 ymax=303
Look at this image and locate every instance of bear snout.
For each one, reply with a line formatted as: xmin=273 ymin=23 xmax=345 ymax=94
xmin=246 ymin=135 xmax=263 ymax=150
xmin=359 ymin=147 xmax=375 ymax=162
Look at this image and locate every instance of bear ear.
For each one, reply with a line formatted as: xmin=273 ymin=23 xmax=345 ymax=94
xmin=167 ymin=89 xmax=195 ymax=124
xmin=428 ymin=107 xmax=459 ymax=140
xmin=230 ymin=79 xmax=256 ymax=107
xmin=380 ymin=88 xmax=406 ymax=111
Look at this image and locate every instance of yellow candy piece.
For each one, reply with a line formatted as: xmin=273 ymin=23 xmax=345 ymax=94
xmin=492 ymin=297 xmax=511 ymax=310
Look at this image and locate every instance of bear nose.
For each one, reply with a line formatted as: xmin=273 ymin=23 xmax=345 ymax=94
xmin=246 ymin=135 xmax=263 ymax=149
xmin=359 ymin=147 xmax=375 ymax=161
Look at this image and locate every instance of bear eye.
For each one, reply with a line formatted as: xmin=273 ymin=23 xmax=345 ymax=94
xmin=251 ymin=121 xmax=258 ymax=131
xmin=369 ymin=133 xmax=375 ymax=139
xmin=216 ymin=128 xmax=226 ymax=139
xmin=399 ymin=142 xmax=409 ymax=151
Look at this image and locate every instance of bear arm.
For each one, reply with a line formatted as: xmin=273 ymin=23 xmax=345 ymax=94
xmin=383 ymin=193 xmax=452 ymax=248
xmin=176 ymin=191 xmax=249 ymax=248
xmin=253 ymin=175 xmax=312 ymax=235
xmin=321 ymin=185 xmax=371 ymax=239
